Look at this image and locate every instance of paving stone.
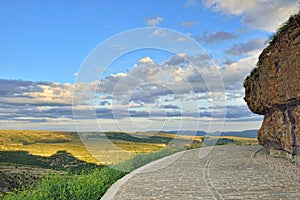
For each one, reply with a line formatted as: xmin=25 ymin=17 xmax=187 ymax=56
xmin=102 ymin=146 xmax=300 ymax=200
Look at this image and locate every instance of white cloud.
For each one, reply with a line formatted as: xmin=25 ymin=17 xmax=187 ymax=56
xmin=139 ymin=56 xmax=154 ymax=63
xmin=92 ymin=50 xmax=260 ymax=114
xmin=175 ymin=37 xmax=187 ymax=42
xmin=145 ymin=16 xmax=164 ymax=27
xmin=0 ymin=50 xmax=262 ymax=129
xmin=184 ymin=0 xmax=199 ymax=7
xmin=0 ymin=80 xmax=75 ymax=106
xmin=202 ymin=0 xmax=299 ymax=31
xmin=97 ymin=51 xmax=259 ymax=106
xmin=110 ymin=72 xmax=128 ymax=77
xmin=151 ymin=28 xmax=167 ymax=37
xmin=220 ymin=51 xmax=260 ymax=90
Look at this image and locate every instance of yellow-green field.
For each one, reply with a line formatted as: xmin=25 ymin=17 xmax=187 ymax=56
xmin=0 ymin=130 xmax=201 ymax=165
xmin=0 ymin=129 xmax=258 ymax=198
xmin=208 ymin=136 xmax=258 ymax=145
xmin=0 ymin=130 xmax=257 ymax=165
xmin=0 ymin=130 xmax=167 ymax=164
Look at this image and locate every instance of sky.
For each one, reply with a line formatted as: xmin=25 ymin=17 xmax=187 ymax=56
xmin=0 ymin=0 xmax=299 ymax=133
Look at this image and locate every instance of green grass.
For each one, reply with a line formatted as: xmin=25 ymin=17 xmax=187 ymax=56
xmin=2 ymin=147 xmax=177 ymax=200
xmin=2 ymin=167 xmax=125 ymax=200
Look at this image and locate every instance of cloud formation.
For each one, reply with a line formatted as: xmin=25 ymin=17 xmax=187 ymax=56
xmin=97 ymin=50 xmax=259 ymax=111
xmin=0 ymin=49 xmax=262 ymax=129
xmin=195 ymin=31 xmax=236 ymax=44
xmin=139 ymin=56 xmax=155 ymax=63
xmin=98 ymin=53 xmax=218 ymax=105
xmin=225 ymin=38 xmax=266 ymax=56
xmin=145 ymin=16 xmax=164 ymax=27
xmin=220 ymin=51 xmax=260 ymax=90
xmin=184 ymin=0 xmax=199 ymax=7
xmin=202 ymin=0 xmax=298 ymax=31
xmin=201 ymin=105 xmax=257 ymax=119
xmin=0 ymin=79 xmax=73 ymax=106
xmin=0 ymin=79 xmax=99 ymax=123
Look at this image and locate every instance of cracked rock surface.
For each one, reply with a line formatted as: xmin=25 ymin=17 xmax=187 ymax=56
xmin=244 ymin=13 xmax=300 ymax=155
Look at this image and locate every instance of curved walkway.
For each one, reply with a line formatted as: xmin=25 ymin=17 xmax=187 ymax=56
xmin=102 ymin=146 xmax=300 ymax=200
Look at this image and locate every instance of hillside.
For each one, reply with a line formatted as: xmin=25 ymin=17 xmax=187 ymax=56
xmin=169 ymin=130 xmax=258 ymax=138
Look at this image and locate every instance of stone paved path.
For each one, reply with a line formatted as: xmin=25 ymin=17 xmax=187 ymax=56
xmin=102 ymin=146 xmax=300 ymax=200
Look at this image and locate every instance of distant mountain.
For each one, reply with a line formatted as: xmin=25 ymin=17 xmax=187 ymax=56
xmin=169 ymin=130 xmax=207 ymax=136
xmin=169 ymin=130 xmax=258 ymax=138
xmin=211 ymin=130 xmax=258 ymax=138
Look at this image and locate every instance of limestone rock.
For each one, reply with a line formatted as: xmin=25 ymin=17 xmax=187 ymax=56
xmin=244 ymin=12 xmax=300 ymax=155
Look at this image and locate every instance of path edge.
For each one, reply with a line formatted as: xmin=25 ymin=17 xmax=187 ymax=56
xmin=100 ymin=148 xmax=194 ymax=200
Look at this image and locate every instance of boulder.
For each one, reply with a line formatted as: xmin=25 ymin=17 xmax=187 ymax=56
xmin=244 ymin=12 xmax=300 ymax=156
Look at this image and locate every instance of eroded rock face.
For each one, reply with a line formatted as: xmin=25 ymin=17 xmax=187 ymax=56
xmin=244 ymin=13 xmax=300 ymax=155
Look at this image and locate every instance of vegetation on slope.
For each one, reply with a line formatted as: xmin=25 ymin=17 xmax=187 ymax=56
xmin=0 ymin=130 xmax=257 ymax=199
xmin=268 ymin=10 xmax=300 ymax=44
xmin=2 ymin=147 xmax=177 ymax=200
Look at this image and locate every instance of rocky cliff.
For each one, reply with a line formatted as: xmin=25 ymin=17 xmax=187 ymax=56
xmin=244 ymin=12 xmax=300 ymax=156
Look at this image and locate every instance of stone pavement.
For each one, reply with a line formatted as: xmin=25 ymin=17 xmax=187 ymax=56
xmin=101 ymin=146 xmax=300 ymax=200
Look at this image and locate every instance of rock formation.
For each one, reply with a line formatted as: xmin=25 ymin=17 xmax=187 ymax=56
xmin=244 ymin=12 xmax=300 ymax=156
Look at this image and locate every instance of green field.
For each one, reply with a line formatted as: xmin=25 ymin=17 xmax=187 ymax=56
xmin=0 ymin=130 xmax=256 ymax=169
xmin=0 ymin=130 xmax=203 ymax=165
xmin=0 ymin=130 xmax=257 ymax=199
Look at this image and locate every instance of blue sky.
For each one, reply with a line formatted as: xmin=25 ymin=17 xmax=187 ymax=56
xmin=0 ymin=0 xmax=298 ymax=132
